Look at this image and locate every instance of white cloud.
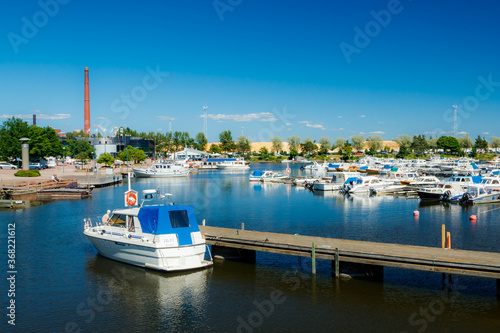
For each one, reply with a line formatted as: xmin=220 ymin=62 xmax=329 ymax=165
xmin=337 ymin=116 xmax=343 ymax=118
xmin=96 ymin=116 xmax=108 ymax=120
xmin=457 ymin=131 xmax=468 ymax=135
xmin=306 ymin=123 xmax=325 ymax=129
xmin=157 ymin=116 xmax=176 ymax=121
xmin=482 ymin=132 xmax=490 ymax=135
xmin=205 ymin=112 xmax=277 ymax=122
xmin=377 ymin=121 xmax=385 ymax=124
xmin=298 ymin=121 xmax=310 ymax=124
xmin=360 ymin=115 xmax=366 ymax=118
xmin=286 ymin=123 xmax=292 ymax=126
xmin=369 ymin=131 xmax=385 ymax=134
xmin=0 ymin=113 xmax=71 ymax=120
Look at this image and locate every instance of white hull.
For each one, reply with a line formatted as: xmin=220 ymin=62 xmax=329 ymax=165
xmin=85 ymin=231 xmax=211 ymax=272
xmin=313 ymin=183 xmax=341 ymax=191
xmin=133 ymin=168 xmax=189 ymax=178
xmin=216 ymin=165 xmax=250 ymax=170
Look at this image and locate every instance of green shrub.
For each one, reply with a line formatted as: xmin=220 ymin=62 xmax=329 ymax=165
xmin=14 ymin=170 xmax=41 ymax=177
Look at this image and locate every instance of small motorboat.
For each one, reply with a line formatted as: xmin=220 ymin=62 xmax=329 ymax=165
xmin=83 ymin=185 xmax=212 ymax=272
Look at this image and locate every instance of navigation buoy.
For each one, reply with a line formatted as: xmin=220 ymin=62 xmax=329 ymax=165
xmin=413 ymin=211 xmax=420 ymax=217
xmin=469 ymin=215 xmax=477 ymax=221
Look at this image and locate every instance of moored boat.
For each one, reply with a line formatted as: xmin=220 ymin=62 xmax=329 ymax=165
xmin=83 ymin=188 xmax=212 ymax=272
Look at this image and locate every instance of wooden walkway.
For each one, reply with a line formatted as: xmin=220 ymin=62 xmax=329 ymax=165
xmin=200 ymin=226 xmax=500 ymax=280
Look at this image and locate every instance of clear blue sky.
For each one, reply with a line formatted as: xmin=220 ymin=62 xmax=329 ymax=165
xmin=1 ymin=0 xmax=499 ymax=143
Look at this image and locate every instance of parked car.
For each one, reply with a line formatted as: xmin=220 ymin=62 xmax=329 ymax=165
xmin=29 ymin=162 xmax=47 ymax=170
xmin=0 ymin=162 xmax=17 ymax=169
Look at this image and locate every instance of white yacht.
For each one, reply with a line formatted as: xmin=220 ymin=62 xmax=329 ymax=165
xmin=216 ymin=159 xmax=250 ymax=170
xmin=133 ymin=162 xmax=189 ymax=178
xmin=459 ymin=184 xmax=500 ymax=205
xmin=83 ymin=189 xmax=212 ymax=272
xmin=346 ymin=176 xmax=394 ymax=194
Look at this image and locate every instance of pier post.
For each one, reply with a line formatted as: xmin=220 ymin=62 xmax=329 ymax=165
xmin=497 ymin=279 xmax=500 ymax=298
xmin=442 ymin=224 xmax=446 ymax=248
xmin=311 ymin=242 xmax=316 ymax=275
xmin=241 ymin=223 xmax=245 ymax=230
xmin=335 ymin=248 xmax=340 ymax=278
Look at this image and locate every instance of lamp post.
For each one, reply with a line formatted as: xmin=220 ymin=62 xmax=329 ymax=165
xmin=19 ymin=138 xmax=30 ymax=171
xmin=63 ymin=147 xmax=66 ymax=173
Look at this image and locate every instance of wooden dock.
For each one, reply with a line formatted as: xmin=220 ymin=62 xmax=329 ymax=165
xmin=200 ymin=226 xmax=500 ymax=281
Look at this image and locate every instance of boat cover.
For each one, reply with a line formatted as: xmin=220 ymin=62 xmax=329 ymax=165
xmin=137 ymin=205 xmax=200 ymax=245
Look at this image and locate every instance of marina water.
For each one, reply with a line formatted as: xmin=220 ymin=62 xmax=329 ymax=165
xmin=2 ymin=163 xmax=500 ymax=332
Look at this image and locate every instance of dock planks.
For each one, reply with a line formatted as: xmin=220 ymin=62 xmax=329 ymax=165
xmin=200 ymin=226 xmax=500 ymax=279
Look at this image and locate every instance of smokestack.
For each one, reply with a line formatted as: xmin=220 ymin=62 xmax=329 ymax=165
xmin=84 ymin=67 xmax=90 ymax=134
xmin=33 ymin=113 xmax=36 ymax=126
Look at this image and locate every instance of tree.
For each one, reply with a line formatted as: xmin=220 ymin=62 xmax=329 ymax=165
xmin=0 ymin=117 xmax=30 ymax=160
xmin=490 ymin=136 xmax=500 ymax=150
xmin=28 ymin=126 xmax=63 ymax=160
xmin=172 ymin=131 xmax=182 ymax=152
xmin=367 ymin=135 xmax=383 ymax=151
xmin=219 ymin=130 xmax=235 ymax=152
xmin=334 ymin=137 xmax=345 ymax=150
xmin=428 ymin=137 xmax=438 ymax=153
xmin=396 ymin=144 xmax=409 ymax=159
xmin=97 ymin=153 xmax=115 ymax=166
xmin=289 ymin=148 xmax=298 ymax=159
xmin=458 ymin=135 xmax=473 ymax=149
xmin=131 ymin=148 xmax=147 ymax=163
xmin=259 ymin=146 xmax=269 ymax=158
xmin=208 ymin=143 xmax=221 ymax=154
xmin=300 ymin=137 xmax=317 ymax=156
xmin=287 ymin=136 xmax=301 ymax=152
xmin=340 ymin=141 xmax=352 ymax=161
xmin=393 ymin=134 xmax=412 ymax=148
xmin=319 ymin=137 xmax=332 ymax=155
xmin=195 ymin=132 xmax=208 ymax=151
xmin=410 ymin=135 xmax=429 ymax=154
xmin=117 ymin=146 xmax=146 ymax=164
xmin=270 ymin=136 xmax=283 ymax=155
xmin=237 ymin=136 xmax=251 ymax=156
xmin=351 ymin=135 xmax=365 ymax=151
xmin=474 ymin=135 xmax=489 ymax=153
xmin=436 ymin=136 xmax=461 ymax=154
xmin=67 ymin=139 xmax=94 ymax=159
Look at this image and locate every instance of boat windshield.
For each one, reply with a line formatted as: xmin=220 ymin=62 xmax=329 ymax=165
xmin=109 ymin=214 xmax=126 ymax=227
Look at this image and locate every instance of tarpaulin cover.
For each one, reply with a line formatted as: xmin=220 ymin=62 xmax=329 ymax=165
xmin=137 ymin=205 xmax=200 ymax=246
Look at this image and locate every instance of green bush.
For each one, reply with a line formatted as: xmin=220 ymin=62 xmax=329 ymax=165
xmin=14 ymin=170 xmax=40 ymax=177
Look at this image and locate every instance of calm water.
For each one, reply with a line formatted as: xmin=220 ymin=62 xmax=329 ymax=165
xmin=2 ymin=162 xmax=500 ymax=332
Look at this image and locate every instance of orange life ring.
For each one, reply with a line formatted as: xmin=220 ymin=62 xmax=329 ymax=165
xmin=286 ymin=168 xmax=291 ymax=174
xmin=126 ymin=192 xmax=137 ymax=206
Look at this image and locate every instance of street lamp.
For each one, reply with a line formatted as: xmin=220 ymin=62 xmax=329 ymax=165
xmin=63 ymin=147 xmax=66 ymax=173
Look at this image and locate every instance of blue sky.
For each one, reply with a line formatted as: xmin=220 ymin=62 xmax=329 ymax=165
xmin=1 ymin=0 xmax=500 ymax=143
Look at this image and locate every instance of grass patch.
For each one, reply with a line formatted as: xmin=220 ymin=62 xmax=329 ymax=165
xmin=14 ymin=170 xmax=40 ymax=177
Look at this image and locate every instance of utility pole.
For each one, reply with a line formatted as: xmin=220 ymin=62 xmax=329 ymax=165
xmin=203 ymin=105 xmax=208 ymax=138
xmin=453 ymin=105 xmax=457 ymax=138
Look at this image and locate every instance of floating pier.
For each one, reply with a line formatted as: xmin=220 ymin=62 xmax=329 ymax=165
xmin=200 ymin=226 xmax=500 ymax=294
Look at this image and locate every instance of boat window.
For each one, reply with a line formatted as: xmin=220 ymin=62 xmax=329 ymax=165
xmin=109 ymin=214 xmax=127 ymax=226
xmin=169 ymin=210 xmax=190 ymax=228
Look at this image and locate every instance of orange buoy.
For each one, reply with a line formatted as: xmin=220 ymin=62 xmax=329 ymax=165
xmin=413 ymin=211 xmax=419 ymax=216
xmin=469 ymin=215 xmax=477 ymax=221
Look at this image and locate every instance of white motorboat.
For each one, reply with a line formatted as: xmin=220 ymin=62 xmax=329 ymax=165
xmin=370 ymin=184 xmax=407 ymax=195
xmin=479 ymin=176 xmax=500 ymax=192
xmin=416 ymin=175 xmax=479 ymax=200
xmin=83 ymin=189 xmax=212 ymax=272
xmin=249 ymin=170 xmax=287 ymax=182
xmin=346 ymin=176 xmax=394 ymax=194
xmin=459 ymin=184 xmax=500 ymax=205
xmin=312 ymin=172 xmax=359 ymax=191
xmin=133 ymin=162 xmax=189 ymax=178
xmin=216 ymin=159 xmax=250 ymax=170
xmin=401 ymin=176 xmax=441 ymax=191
